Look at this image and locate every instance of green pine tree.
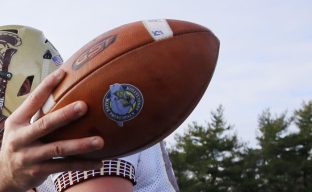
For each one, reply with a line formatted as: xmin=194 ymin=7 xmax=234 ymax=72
xmin=256 ymin=101 xmax=312 ymax=192
xmin=169 ymin=105 xmax=245 ymax=192
xmin=293 ymin=101 xmax=312 ymax=191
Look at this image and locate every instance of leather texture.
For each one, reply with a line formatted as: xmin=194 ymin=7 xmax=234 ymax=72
xmin=41 ymin=19 xmax=220 ymax=159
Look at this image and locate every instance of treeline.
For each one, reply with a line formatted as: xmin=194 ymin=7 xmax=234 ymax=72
xmin=168 ymin=101 xmax=312 ymax=192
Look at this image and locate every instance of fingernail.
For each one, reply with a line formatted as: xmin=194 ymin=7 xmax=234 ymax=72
xmin=74 ymin=102 xmax=85 ymax=116
xmin=91 ymin=137 xmax=104 ymax=149
xmin=55 ymin=69 xmax=65 ymax=82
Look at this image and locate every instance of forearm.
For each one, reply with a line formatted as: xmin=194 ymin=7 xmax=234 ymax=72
xmin=65 ymin=177 xmax=133 ymax=192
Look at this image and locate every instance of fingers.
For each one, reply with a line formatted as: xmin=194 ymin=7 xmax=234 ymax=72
xmin=24 ymin=136 xmax=104 ymax=163
xmin=14 ymin=101 xmax=87 ymax=147
xmin=11 ymin=69 xmax=65 ymax=123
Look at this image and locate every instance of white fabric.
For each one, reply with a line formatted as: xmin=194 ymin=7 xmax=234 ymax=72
xmin=37 ymin=143 xmax=179 ymax=192
xmin=134 ymin=143 xmax=177 ymax=192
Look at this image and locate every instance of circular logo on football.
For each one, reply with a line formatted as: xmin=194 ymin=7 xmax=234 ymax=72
xmin=103 ymin=83 xmax=144 ymax=127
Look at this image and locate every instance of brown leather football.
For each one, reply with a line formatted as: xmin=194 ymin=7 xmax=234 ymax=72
xmin=41 ymin=19 xmax=220 ymax=159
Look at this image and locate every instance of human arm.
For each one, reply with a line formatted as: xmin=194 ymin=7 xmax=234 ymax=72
xmin=0 ymin=69 xmax=104 ymax=192
xmin=64 ymin=177 xmax=133 ymax=192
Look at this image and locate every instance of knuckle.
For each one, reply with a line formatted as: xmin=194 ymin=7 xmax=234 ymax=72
xmin=6 ymin=134 xmax=20 ymax=152
xmin=59 ymin=107 xmax=73 ymax=122
xmin=13 ymin=153 xmax=27 ymax=168
xmin=8 ymin=139 xmax=19 ymax=152
xmin=18 ymin=156 xmax=27 ymax=166
xmin=27 ymin=166 xmax=41 ymax=178
xmin=35 ymin=118 xmax=49 ymax=133
xmin=59 ymin=110 xmax=69 ymax=121
xmin=3 ymin=117 xmax=16 ymax=132
xmin=28 ymin=92 xmax=41 ymax=105
xmin=4 ymin=117 xmax=12 ymax=127
xmin=51 ymin=143 xmax=65 ymax=157
xmin=41 ymin=74 xmax=56 ymax=88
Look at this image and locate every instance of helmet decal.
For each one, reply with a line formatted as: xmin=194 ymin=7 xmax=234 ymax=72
xmin=0 ymin=30 xmax=22 ymax=116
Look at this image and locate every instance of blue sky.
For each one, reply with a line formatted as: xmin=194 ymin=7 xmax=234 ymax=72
xmin=1 ymin=0 xmax=311 ymax=147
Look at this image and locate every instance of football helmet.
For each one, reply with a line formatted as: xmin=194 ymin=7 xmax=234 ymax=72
xmin=0 ymin=25 xmax=62 ymax=119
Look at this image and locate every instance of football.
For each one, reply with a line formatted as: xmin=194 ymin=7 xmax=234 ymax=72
xmin=41 ymin=19 xmax=220 ymax=159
